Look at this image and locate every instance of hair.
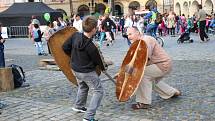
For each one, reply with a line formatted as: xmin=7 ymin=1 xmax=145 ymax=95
xmin=132 ymin=26 xmax=139 ymax=32
xmin=82 ymin=16 xmax=97 ymax=33
xmin=34 ymin=24 xmax=39 ymax=28
xmin=75 ymin=13 xmax=80 ymax=17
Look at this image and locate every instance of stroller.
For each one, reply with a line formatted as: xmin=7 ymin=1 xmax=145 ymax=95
xmin=177 ymin=28 xmax=194 ymax=44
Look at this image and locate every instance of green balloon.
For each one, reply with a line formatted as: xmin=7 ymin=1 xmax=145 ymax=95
xmin=44 ymin=13 xmax=50 ymax=21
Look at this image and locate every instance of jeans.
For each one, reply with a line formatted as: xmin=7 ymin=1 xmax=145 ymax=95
xmin=0 ymin=44 xmax=5 ymax=67
xmin=35 ymin=42 xmax=45 ymax=54
xmin=199 ymin=20 xmax=209 ymax=41
xmin=146 ymin=23 xmax=158 ymax=37
xmin=99 ymin=32 xmax=105 ymax=48
xmin=73 ymin=71 xmax=104 ymax=120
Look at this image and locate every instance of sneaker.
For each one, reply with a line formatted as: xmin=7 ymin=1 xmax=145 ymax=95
xmin=72 ymin=107 xmax=87 ymax=113
xmin=42 ymin=53 xmax=48 ymax=56
xmin=83 ymin=118 xmax=98 ymax=121
xmin=206 ymin=38 xmax=210 ymax=41
xmin=38 ymin=53 xmax=42 ymax=56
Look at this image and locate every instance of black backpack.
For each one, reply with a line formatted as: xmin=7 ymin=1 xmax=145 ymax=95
xmin=8 ymin=64 xmax=26 ymax=88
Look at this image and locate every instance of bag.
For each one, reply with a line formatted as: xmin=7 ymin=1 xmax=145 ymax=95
xmin=8 ymin=64 xmax=26 ymax=88
xmin=155 ymin=12 xmax=162 ymax=24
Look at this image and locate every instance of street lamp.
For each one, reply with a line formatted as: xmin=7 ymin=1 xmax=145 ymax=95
xmin=88 ymin=0 xmax=97 ymax=14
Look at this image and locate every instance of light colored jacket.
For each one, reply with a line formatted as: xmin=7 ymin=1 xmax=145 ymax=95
xmin=198 ymin=9 xmax=207 ymax=21
xmin=141 ymin=35 xmax=172 ymax=73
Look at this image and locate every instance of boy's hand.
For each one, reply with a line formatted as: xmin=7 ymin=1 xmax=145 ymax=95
xmin=113 ymin=73 xmax=119 ymax=79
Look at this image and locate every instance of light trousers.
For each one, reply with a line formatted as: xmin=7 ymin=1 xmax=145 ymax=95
xmin=135 ymin=64 xmax=179 ymax=104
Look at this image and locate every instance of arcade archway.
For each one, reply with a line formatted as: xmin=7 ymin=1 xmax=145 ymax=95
xmin=190 ymin=1 xmax=199 ymax=16
xmin=78 ymin=5 xmax=90 ymax=17
xmin=129 ymin=1 xmax=140 ymax=10
xmin=175 ymin=2 xmax=181 ymax=15
xmin=115 ymin=2 xmax=123 ymax=16
xmin=182 ymin=2 xmax=189 ymax=17
xmin=204 ymin=0 xmax=213 ymax=14
xmin=145 ymin=0 xmax=157 ymax=10
xmin=95 ymin=3 xmax=106 ymax=14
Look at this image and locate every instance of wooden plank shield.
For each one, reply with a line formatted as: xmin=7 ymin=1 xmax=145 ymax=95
xmin=116 ymin=40 xmax=148 ymax=102
xmin=48 ymin=27 xmax=78 ymax=85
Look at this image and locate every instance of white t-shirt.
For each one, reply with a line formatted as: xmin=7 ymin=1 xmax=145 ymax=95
xmin=73 ymin=19 xmax=83 ymax=32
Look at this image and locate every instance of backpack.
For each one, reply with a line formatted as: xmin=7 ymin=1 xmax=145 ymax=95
xmin=155 ymin=12 xmax=162 ymax=24
xmin=8 ymin=64 xmax=26 ymax=88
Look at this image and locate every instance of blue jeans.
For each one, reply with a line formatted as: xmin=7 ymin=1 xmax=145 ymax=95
xmin=0 ymin=44 xmax=5 ymax=67
xmin=99 ymin=32 xmax=105 ymax=48
xmin=35 ymin=42 xmax=45 ymax=54
xmin=146 ymin=23 xmax=158 ymax=37
xmin=73 ymin=71 xmax=104 ymax=120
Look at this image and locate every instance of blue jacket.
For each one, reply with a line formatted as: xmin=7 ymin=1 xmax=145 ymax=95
xmin=210 ymin=19 xmax=215 ymax=28
xmin=144 ymin=8 xmax=158 ymax=19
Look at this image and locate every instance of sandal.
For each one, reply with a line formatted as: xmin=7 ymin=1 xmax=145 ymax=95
xmin=131 ymin=102 xmax=151 ymax=110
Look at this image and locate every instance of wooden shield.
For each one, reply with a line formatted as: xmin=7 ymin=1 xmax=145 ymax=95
xmin=48 ymin=27 xmax=78 ymax=85
xmin=116 ymin=40 xmax=148 ymax=102
xmin=48 ymin=27 xmax=101 ymax=86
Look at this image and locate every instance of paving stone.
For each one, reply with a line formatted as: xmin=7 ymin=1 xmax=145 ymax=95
xmin=1 ymin=35 xmax=215 ymax=120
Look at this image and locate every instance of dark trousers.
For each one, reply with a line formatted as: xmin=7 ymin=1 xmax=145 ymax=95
xmin=0 ymin=44 xmax=5 ymax=67
xmin=199 ymin=20 xmax=208 ymax=41
xmin=168 ymin=28 xmax=175 ymax=35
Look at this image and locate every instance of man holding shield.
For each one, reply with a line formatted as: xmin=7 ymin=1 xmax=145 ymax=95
xmin=125 ymin=27 xmax=181 ymax=109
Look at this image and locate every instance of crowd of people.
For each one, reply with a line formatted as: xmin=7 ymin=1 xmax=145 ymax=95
xmin=28 ymin=4 xmax=215 ymax=56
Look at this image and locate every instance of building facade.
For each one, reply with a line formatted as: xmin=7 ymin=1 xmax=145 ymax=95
xmin=1 ymin=0 xmax=215 ymax=18
xmin=1 ymin=0 xmax=177 ymax=17
xmin=174 ymin=0 xmax=214 ymax=17
xmin=43 ymin=0 xmax=173 ymax=16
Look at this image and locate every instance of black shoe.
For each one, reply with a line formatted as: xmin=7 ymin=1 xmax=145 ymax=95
xmin=72 ymin=107 xmax=87 ymax=113
xmin=42 ymin=53 xmax=48 ymax=56
xmin=38 ymin=53 xmax=42 ymax=56
xmin=83 ymin=118 xmax=98 ymax=121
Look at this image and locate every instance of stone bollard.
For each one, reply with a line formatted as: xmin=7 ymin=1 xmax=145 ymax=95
xmin=0 ymin=67 xmax=14 ymax=91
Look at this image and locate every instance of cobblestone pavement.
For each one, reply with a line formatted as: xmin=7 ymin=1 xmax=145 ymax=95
xmin=0 ymin=33 xmax=215 ymax=121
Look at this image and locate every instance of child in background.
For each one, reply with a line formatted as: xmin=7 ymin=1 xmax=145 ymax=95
xmin=33 ymin=24 xmax=46 ymax=56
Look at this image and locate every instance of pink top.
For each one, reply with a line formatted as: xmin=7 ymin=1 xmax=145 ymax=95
xmin=180 ymin=16 xmax=186 ymax=23
xmin=141 ymin=35 xmax=172 ymax=73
